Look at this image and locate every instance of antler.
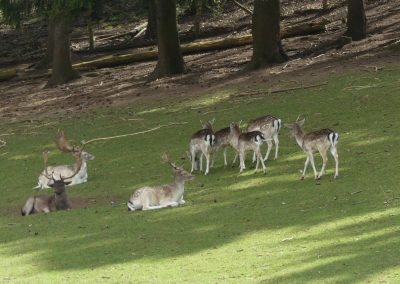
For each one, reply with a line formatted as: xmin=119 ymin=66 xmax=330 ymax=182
xmin=42 ymin=149 xmax=53 ymax=179
xmin=55 ymin=130 xmax=85 ymax=153
xmin=60 ymin=151 xmax=83 ymax=180
xmin=161 ymin=153 xmax=181 ymax=171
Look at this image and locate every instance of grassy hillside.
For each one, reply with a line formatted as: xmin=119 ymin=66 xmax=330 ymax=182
xmin=0 ymin=66 xmax=399 ymax=283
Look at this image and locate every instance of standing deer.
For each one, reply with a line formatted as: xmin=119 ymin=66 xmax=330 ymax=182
xmin=189 ymin=119 xmax=215 ymax=175
xmin=230 ymin=122 xmax=267 ymax=174
xmin=127 ymin=154 xmax=194 ymax=211
xmin=247 ymin=114 xmax=282 ymax=162
xmin=22 ymin=177 xmax=72 ymax=216
xmin=286 ymin=118 xmax=339 ymax=180
xmin=35 ymin=131 xmax=95 ymax=189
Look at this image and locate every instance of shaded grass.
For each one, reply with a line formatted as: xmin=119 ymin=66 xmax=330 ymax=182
xmin=0 ymin=66 xmax=399 ymax=283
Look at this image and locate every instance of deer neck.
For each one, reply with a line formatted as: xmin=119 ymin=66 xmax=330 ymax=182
xmin=293 ymin=126 xmax=306 ymax=148
xmin=230 ymin=130 xmax=241 ymax=150
xmin=173 ymin=176 xmax=185 ymax=196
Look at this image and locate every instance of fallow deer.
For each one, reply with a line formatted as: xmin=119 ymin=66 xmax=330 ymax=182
xmin=286 ymin=118 xmax=339 ymax=180
xmin=22 ymin=177 xmax=72 ymax=216
xmin=35 ymin=131 xmax=95 ymax=189
xmin=247 ymin=114 xmax=282 ymax=162
xmin=189 ymin=119 xmax=215 ymax=175
xmin=126 ymin=154 xmax=194 ymax=211
xmin=230 ymin=122 xmax=267 ymax=174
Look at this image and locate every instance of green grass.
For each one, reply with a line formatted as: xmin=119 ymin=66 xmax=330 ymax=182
xmin=1 ymin=66 xmax=400 ymax=283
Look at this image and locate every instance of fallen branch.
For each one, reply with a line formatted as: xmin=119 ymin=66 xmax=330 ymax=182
xmin=0 ymin=68 xmax=17 ymax=81
xmin=231 ymin=82 xmax=328 ymax=97
xmin=82 ymin=122 xmax=188 ymax=145
xmin=233 ymin=0 xmax=253 ymax=15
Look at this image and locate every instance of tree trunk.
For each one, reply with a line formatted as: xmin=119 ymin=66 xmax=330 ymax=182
xmin=88 ymin=17 xmax=95 ymax=50
xmin=36 ymin=19 xmax=55 ymax=70
xmin=152 ymin=0 xmax=185 ymax=78
xmin=194 ymin=1 xmax=203 ymax=38
xmin=345 ymin=0 xmax=367 ymax=40
xmin=47 ymin=16 xmax=80 ymax=87
xmin=250 ymin=0 xmax=287 ymax=69
xmin=145 ymin=0 xmax=157 ymax=40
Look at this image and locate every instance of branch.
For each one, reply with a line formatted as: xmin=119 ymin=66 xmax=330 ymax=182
xmin=233 ymin=0 xmax=253 ymax=15
xmin=82 ymin=122 xmax=188 ymax=145
xmin=0 ymin=139 xmax=6 ymax=148
xmin=231 ymin=82 xmax=328 ymax=97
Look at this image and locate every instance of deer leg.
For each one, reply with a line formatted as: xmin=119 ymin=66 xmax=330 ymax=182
xmin=223 ymin=147 xmax=228 ymax=167
xmin=178 ymin=197 xmax=185 ymax=205
xmin=199 ymin=153 xmax=203 ymax=172
xmin=239 ymin=151 xmax=246 ymax=173
xmin=259 ymin=150 xmax=267 ymax=174
xmin=263 ymin=140 xmax=273 ymax=162
xmin=330 ymin=146 xmax=339 ymax=178
xmin=252 ymin=151 xmax=256 ymax=163
xmin=255 ymin=152 xmax=260 ymax=173
xmin=301 ymin=155 xmax=310 ymax=180
xmin=317 ymin=149 xmax=328 ymax=179
xmin=308 ymin=153 xmax=318 ymax=180
xmin=190 ymin=150 xmax=196 ymax=173
xmin=273 ymin=134 xmax=279 ymax=160
xmin=232 ymin=151 xmax=238 ymax=167
xmin=204 ymin=153 xmax=210 ymax=175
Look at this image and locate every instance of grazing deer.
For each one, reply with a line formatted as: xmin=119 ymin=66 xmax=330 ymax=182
xmin=22 ymin=177 xmax=72 ymax=216
xmin=189 ymin=119 xmax=215 ymax=175
xmin=286 ymin=118 xmax=339 ymax=180
xmin=230 ymin=122 xmax=267 ymax=174
xmin=35 ymin=131 xmax=95 ymax=189
xmin=247 ymin=115 xmax=282 ymax=162
xmin=127 ymin=154 xmax=194 ymax=211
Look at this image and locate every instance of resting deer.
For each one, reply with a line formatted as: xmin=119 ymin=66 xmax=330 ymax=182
xmin=22 ymin=176 xmax=72 ymax=216
xmin=286 ymin=118 xmax=339 ymax=180
xmin=230 ymin=122 xmax=267 ymax=174
xmin=127 ymin=154 xmax=194 ymax=211
xmin=189 ymin=119 xmax=215 ymax=175
xmin=248 ymin=115 xmax=282 ymax=162
xmin=35 ymin=131 xmax=95 ymax=189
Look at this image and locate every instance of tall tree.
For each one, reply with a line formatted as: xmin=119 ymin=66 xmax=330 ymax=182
xmin=249 ymin=0 xmax=287 ymax=69
xmin=152 ymin=0 xmax=185 ymax=78
xmin=345 ymin=0 xmax=367 ymax=40
xmin=36 ymin=18 xmax=55 ymax=69
xmin=145 ymin=0 xmax=157 ymax=40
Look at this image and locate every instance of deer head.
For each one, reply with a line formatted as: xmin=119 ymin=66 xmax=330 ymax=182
xmin=161 ymin=153 xmax=194 ymax=181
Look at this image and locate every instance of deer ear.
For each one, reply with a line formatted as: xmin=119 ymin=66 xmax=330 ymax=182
xmin=298 ymin=118 xmax=305 ymax=126
xmin=64 ymin=181 xmax=71 ymax=186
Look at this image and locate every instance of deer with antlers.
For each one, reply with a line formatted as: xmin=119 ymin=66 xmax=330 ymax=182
xmin=34 ymin=131 xmax=95 ymax=189
xmin=127 ymin=154 xmax=194 ymax=211
xmin=22 ymin=176 xmax=72 ymax=216
xmin=189 ymin=119 xmax=215 ymax=175
xmin=286 ymin=118 xmax=339 ymax=180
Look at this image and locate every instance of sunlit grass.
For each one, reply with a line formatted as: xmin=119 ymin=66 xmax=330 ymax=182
xmin=0 ymin=66 xmax=399 ymax=283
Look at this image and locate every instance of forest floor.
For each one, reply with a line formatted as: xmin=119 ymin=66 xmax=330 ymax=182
xmin=0 ymin=0 xmax=399 ymax=121
xmin=0 ymin=0 xmax=400 ymax=283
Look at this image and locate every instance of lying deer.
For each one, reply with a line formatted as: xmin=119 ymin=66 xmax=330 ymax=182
xmin=189 ymin=119 xmax=215 ymax=175
xmin=127 ymin=154 xmax=194 ymax=211
xmin=247 ymin=115 xmax=282 ymax=162
xmin=35 ymin=131 xmax=95 ymax=189
xmin=286 ymin=118 xmax=339 ymax=180
xmin=22 ymin=177 xmax=72 ymax=216
xmin=230 ymin=122 xmax=267 ymax=174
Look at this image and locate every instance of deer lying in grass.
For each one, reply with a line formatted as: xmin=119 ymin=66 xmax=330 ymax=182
xmin=22 ymin=177 xmax=72 ymax=216
xmin=286 ymin=118 xmax=339 ymax=180
xmin=35 ymin=131 xmax=95 ymax=189
xmin=248 ymin=115 xmax=282 ymax=162
xmin=230 ymin=122 xmax=267 ymax=174
xmin=189 ymin=119 xmax=215 ymax=175
xmin=127 ymin=154 xmax=194 ymax=211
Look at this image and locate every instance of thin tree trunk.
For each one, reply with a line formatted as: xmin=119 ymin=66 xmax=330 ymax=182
xmin=250 ymin=0 xmax=287 ymax=69
xmin=36 ymin=19 xmax=55 ymax=69
xmin=47 ymin=16 xmax=80 ymax=87
xmin=145 ymin=0 xmax=157 ymax=40
xmin=88 ymin=17 xmax=94 ymax=50
xmin=152 ymin=0 xmax=185 ymax=78
xmin=194 ymin=1 xmax=203 ymax=38
xmin=345 ymin=0 xmax=367 ymax=40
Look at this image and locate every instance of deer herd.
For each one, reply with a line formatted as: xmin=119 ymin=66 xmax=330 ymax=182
xmin=21 ymin=115 xmax=339 ymax=216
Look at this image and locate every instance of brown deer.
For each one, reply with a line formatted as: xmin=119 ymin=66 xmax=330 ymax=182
xmin=189 ymin=119 xmax=215 ymax=175
xmin=22 ymin=177 xmax=72 ymax=216
xmin=127 ymin=154 xmax=194 ymax=211
xmin=286 ymin=118 xmax=339 ymax=180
